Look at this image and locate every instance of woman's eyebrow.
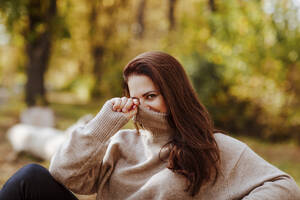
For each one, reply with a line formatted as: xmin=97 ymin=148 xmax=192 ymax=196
xmin=131 ymin=91 xmax=158 ymax=99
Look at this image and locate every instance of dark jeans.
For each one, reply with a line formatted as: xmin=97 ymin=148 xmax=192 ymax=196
xmin=0 ymin=163 xmax=78 ymax=200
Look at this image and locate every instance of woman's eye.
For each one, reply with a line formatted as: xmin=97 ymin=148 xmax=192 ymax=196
xmin=147 ymin=94 xmax=157 ymax=99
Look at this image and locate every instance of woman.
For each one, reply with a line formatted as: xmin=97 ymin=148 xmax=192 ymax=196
xmin=1 ymin=51 xmax=300 ymax=200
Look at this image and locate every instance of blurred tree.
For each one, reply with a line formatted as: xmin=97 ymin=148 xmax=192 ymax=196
xmin=135 ymin=0 xmax=147 ymax=38
xmin=25 ymin=0 xmax=57 ymax=106
xmin=88 ymin=0 xmax=129 ymax=97
xmin=170 ymin=0 xmax=300 ymax=141
xmin=168 ymin=0 xmax=177 ymax=31
xmin=1 ymin=0 xmax=299 ymax=143
xmin=0 ymin=0 xmax=62 ymax=106
xmin=208 ymin=0 xmax=216 ymax=12
xmin=88 ymin=0 xmax=104 ymax=97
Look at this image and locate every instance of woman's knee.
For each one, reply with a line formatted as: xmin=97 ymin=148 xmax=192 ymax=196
xmin=0 ymin=163 xmax=50 ymax=197
xmin=16 ymin=163 xmax=51 ymax=183
xmin=21 ymin=163 xmax=47 ymax=174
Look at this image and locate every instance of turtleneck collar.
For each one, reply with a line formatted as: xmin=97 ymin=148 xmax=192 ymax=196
xmin=134 ymin=105 xmax=174 ymax=142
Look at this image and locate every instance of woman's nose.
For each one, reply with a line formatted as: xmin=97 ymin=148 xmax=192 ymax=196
xmin=136 ymin=98 xmax=148 ymax=108
xmin=139 ymin=98 xmax=145 ymax=106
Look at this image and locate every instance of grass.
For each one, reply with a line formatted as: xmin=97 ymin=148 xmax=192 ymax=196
xmin=0 ymin=95 xmax=299 ymax=199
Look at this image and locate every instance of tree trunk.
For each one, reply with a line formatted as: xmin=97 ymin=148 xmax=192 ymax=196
xmin=89 ymin=0 xmax=127 ymax=97
xmin=168 ymin=0 xmax=177 ymax=31
xmin=25 ymin=32 xmax=51 ymax=106
xmin=25 ymin=0 xmax=56 ymax=106
xmin=89 ymin=0 xmax=104 ymax=97
xmin=135 ymin=0 xmax=146 ymax=38
xmin=209 ymin=0 xmax=217 ymax=12
xmin=91 ymin=45 xmax=105 ymax=97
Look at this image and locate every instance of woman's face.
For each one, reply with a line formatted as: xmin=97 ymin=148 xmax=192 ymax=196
xmin=127 ymin=75 xmax=167 ymax=113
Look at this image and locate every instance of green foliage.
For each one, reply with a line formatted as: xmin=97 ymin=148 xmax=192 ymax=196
xmin=0 ymin=0 xmax=300 ymax=141
xmin=0 ymin=0 xmax=70 ymax=40
xmin=166 ymin=0 xmax=300 ymax=141
xmin=0 ymin=0 xmax=26 ymax=31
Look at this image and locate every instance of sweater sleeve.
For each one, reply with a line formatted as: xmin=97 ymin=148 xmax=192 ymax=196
xmin=49 ymin=100 xmax=129 ymax=195
xmin=237 ymin=146 xmax=300 ymax=200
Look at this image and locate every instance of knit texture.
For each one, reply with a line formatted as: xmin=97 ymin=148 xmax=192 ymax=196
xmin=49 ymin=100 xmax=300 ymax=200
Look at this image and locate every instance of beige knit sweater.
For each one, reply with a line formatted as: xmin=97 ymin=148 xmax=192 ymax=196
xmin=49 ymin=100 xmax=300 ymax=200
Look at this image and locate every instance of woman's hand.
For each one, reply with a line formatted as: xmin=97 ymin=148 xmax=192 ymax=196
xmin=111 ymin=97 xmax=139 ymax=119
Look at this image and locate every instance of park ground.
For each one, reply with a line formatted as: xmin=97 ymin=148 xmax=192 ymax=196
xmin=1 ymin=97 xmax=300 ymax=200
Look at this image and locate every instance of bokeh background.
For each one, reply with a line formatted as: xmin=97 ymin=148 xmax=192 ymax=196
xmin=0 ymin=0 xmax=300 ymax=199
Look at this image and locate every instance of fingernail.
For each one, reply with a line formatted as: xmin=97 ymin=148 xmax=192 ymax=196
xmin=122 ymin=108 xmax=126 ymax=112
xmin=133 ymin=99 xmax=138 ymax=104
xmin=117 ymin=109 xmax=121 ymax=112
xmin=133 ymin=105 xmax=136 ymax=109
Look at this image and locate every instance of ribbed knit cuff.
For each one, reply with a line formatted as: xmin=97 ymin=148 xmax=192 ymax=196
xmin=83 ymin=100 xmax=129 ymax=141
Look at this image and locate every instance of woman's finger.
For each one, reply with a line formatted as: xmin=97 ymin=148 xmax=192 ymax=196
xmin=119 ymin=97 xmax=128 ymax=112
xmin=132 ymin=98 xmax=140 ymax=106
xmin=123 ymin=98 xmax=133 ymax=112
xmin=126 ymin=105 xmax=138 ymax=119
xmin=112 ymin=98 xmax=122 ymax=111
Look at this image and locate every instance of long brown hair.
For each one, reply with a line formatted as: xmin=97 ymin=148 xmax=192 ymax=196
xmin=123 ymin=51 xmax=220 ymax=196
